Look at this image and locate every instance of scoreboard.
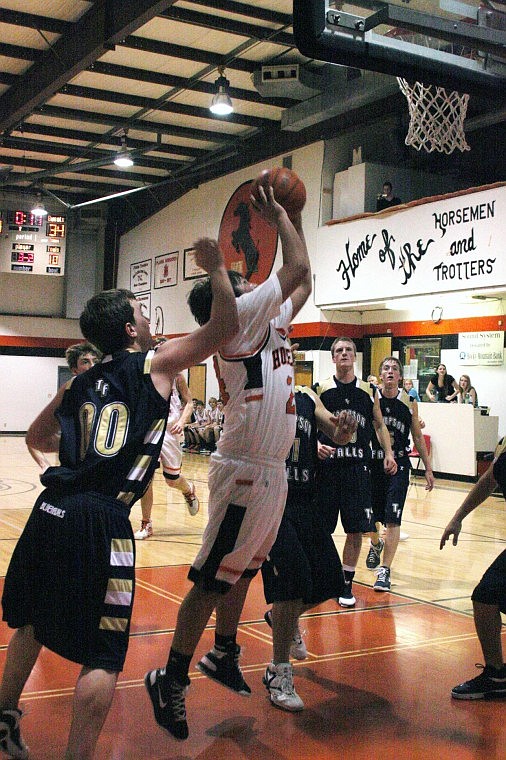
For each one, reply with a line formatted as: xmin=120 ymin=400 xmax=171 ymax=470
xmin=0 ymin=209 xmax=66 ymax=276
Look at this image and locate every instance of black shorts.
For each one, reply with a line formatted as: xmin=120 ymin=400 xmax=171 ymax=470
xmin=261 ymin=492 xmax=344 ymax=605
xmin=2 ymin=489 xmax=135 ymax=672
xmin=317 ymin=460 xmax=374 ymax=534
xmin=370 ymin=460 xmax=410 ymax=526
xmin=471 ymin=550 xmax=506 ymax=613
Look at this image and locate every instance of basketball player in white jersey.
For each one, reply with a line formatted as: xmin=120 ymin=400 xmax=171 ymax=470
xmin=134 ymin=358 xmax=199 ymax=539
xmin=145 ymin=182 xmax=311 ymax=741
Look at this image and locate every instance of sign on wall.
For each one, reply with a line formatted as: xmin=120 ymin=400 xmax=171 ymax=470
xmin=183 ymin=247 xmax=206 ymax=280
xmin=154 ymin=252 xmax=178 ymax=288
xmin=217 ymin=180 xmax=278 ymax=284
xmin=130 ymin=259 xmax=152 ymax=293
xmin=458 ymin=331 xmax=504 ymax=366
xmin=314 ymin=185 xmax=505 ymax=307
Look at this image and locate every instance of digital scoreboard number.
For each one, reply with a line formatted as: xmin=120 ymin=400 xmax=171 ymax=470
xmin=0 ymin=209 xmax=66 ymax=276
xmin=46 ymin=215 xmax=66 ymax=239
xmin=11 ymin=243 xmax=35 ymax=263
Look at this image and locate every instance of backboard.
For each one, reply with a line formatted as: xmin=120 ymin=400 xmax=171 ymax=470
xmin=293 ymin=0 xmax=506 ymax=98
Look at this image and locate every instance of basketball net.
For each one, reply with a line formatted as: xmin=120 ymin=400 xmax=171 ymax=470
xmin=397 ymin=78 xmax=471 ymax=154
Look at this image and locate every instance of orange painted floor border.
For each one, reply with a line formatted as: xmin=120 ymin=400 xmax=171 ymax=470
xmin=1 ymin=567 xmax=505 ymax=759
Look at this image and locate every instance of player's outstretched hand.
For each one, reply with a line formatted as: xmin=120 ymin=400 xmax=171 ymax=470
xmin=250 ymin=183 xmax=286 ymax=228
xmin=193 ymin=238 xmax=225 ymax=273
xmin=440 ymin=518 xmax=462 ymax=549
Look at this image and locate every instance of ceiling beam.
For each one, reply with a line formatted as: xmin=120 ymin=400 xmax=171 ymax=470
xmin=0 ymin=136 xmax=184 ymax=170
xmin=0 ymin=153 xmax=169 ymax=185
xmin=0 ymin=1 xmax=179 ymax=133
xmin=17 ymin=122 xmax=207 ymax=158
xmin=89 ymin=61 xmax=295 ymax=108
xmin=0 ymin=8 xmax=70 ymax=35
xmin=61 ymin=84 xmax=277 ymax=129
xmin=38 ymin=105 xmax=241 ymax=144
xmin=159 ymin=6 xmax=294 ymax=47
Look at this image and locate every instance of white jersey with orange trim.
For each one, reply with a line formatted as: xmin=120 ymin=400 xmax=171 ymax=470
xmin=167 ymin=377 xmax=182 ymax=426
xmin=214 ymin=273 xmax=295 ymax=463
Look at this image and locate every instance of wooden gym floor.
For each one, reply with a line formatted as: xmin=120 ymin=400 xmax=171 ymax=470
xmin=0 ymin=435 xmax=504 ymax=759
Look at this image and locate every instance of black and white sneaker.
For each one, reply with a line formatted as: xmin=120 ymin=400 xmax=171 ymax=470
xmin=451 ymin=664 xmax=506 ymax=700
xmin=144 ymin=668 xmax=190 ymax=740
xmin=197 ymin=645 xmax=251 ymax=696
xmin=263 ymin=662 xmax=304 ymax=712
xmin=366 ymin=538 xmax=384 ymax=569
xmin=338 ymin=582 xmax=356 ymax=607
xmin=0 ymin=708 xmax=29 ymax=760
xmin=374 ymin=566 xmax=391 ymax=592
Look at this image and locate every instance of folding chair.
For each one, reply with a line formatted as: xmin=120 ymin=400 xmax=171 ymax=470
xmin=409 ymin=434 xmax=431 ymax=475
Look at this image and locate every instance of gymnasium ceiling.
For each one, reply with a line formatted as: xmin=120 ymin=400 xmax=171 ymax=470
xmin=0 ymin=0 xmax=504 ymax=236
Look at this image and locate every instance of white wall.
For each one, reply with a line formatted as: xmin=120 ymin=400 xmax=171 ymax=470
xmin=0 ymin=315 xmax=82 ymax=431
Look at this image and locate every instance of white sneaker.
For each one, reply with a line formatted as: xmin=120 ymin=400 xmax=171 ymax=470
xmin=263 ymin=662 xmax=304 ymax=712
xmin=399 ymin=531 xmax=409 ymax=541
xmin=290 ymin=627 xmax=307 ymax=661
xmin=134 ymin=520 xmax=153 ymax=540
xmin=183 ymin=482 xmax=199 ymax=516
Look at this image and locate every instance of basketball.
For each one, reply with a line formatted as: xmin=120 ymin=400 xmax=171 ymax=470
xmin=250 ymin=166 xmax=306 ymax=219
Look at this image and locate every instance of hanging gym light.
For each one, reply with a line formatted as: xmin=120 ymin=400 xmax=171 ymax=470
xmin=209 ymin=67 xmax=234 ymax=115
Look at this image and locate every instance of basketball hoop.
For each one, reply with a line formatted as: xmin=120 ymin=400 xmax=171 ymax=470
xmin=397 ymin=78 xmax=471 ymax=154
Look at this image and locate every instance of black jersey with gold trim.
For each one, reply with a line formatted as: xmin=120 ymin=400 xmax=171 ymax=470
xmin=286 ymin=388 xmax=318 ymax=495
xmin=371 ymin=389 xmax=412 ymax=460
xmin=41 ymin=350 xmax=168 ymax=509
xmin=317 ymin=376 xmax=375 ymax=461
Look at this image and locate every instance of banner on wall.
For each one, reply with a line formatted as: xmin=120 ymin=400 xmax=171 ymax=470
xmin=458 ymin=331 xmax=504 ymax=366
xmin=313 ymin=185 xmax=505 ymax=307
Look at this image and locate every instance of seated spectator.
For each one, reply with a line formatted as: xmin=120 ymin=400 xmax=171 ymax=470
xmin=367 ymin=374 xmax=378 ymax=386
xmin=426 ymin=364 xmax=459 ymax=403
xmin=458 ymin=374 xmax=478 ymax=407
xmin=376 ymin=181 xmax=401 ymax=211
xmin=210 ymin=398 xmax=225 ymax=447
xmin=404 ymin=378 xmax=421 ymax=402
xmin=199 ymin=397 xmax=220 ymax=452
xmin=185 ymin=399 xmax=209 ymax=453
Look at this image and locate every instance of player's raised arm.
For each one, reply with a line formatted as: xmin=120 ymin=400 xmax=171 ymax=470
xmin=151 ymin=239 xmax=238 ymax=396
xmin=251 ymin=184 xmax=310 ymax=303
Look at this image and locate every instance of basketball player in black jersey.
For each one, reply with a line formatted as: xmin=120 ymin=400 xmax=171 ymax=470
xmin=262 ymin=387 xmax=357 ymax=711
xmin=317 ymin=337 xmax=397 ymax=607
xmin=0 ymin=241 xmax=238 ymax=760
xmin=441 ymin=438 xmax=506 ymax=700
xmin=368 ymin=357 xmax=433 ymax=592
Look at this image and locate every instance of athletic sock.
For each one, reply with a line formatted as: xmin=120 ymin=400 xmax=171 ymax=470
xmin=165 ymin=648 xmax=192 ymax=684
xmin=215 ymin=633 xmax=237 ymax=654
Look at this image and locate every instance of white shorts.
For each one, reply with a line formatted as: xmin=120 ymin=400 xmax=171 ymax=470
xmin=159 ymin=428 xmax=183 ymax=478
xmin=189 ymin=454 xmax=287 ymax=592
